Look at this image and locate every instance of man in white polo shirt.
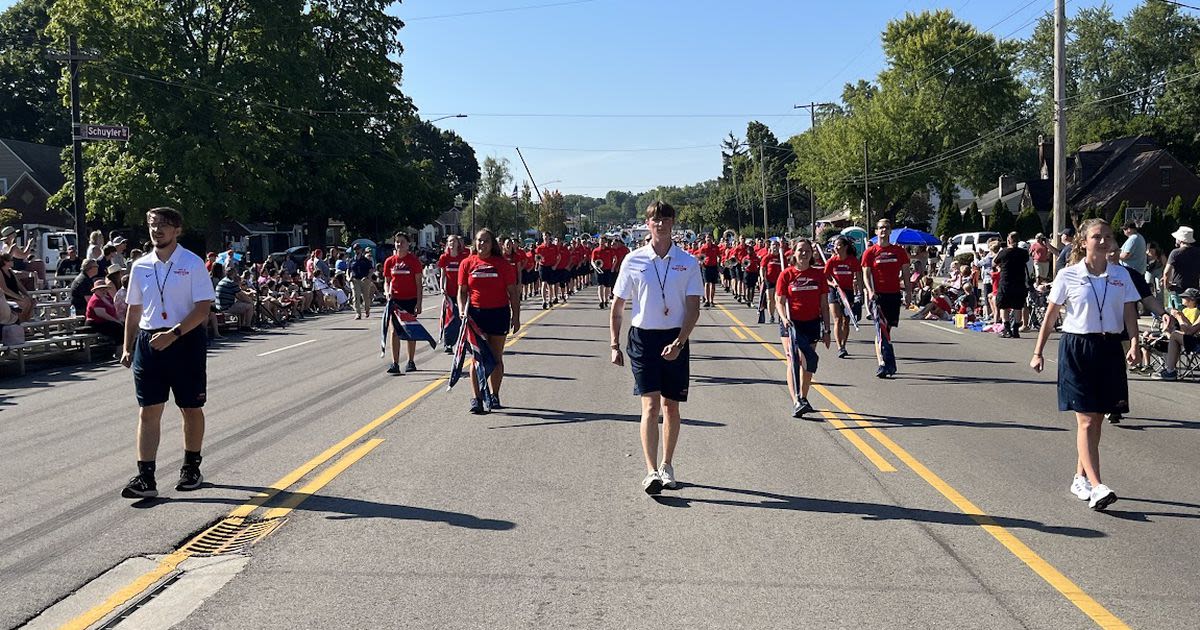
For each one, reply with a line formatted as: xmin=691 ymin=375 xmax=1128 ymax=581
xmin=119 ymin=207 xmax=216 ymax=499
xmin=609 ymin=201 xmax=703 ymax=495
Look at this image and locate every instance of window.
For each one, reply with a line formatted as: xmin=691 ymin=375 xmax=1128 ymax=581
xmin=964 ymin=235 xmax=975 ymax=247
xmin=1160 ymin=167 xmax=1172 ymax=188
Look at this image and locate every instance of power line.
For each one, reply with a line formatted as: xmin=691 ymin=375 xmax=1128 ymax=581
xmin=1152 ymin=0 xmax=1200 ymax=10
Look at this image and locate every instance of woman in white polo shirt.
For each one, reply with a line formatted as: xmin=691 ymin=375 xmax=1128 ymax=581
xmin=609 ymin=201 xmax=703 ymax=496
xmin=1030 ymin=218 xmax=1140 ymax=511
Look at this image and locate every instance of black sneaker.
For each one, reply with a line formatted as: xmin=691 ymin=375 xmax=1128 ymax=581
xmin=488 ymin=393 xmax=502 ymax=409
xmin=1106 ymin=412 xmax=1122 ymax=425
xmin=176 ymin=466 xmax=204 ymax=491
xmin=444 ymin=346 xmax=452 ymax=354
xmin=875 ymin=365 xmax=891 ymax=379
xmin=797 ymin=397 xmax=815 ymax=416
xmin=792 ymin=401 xmax=803 ymax=419
xmin=469 ymin=398 xmax=485 ymax=415
xmin=542 ymin=301 xmax=549 ymax=310
xmin=405 ymin=360 xmax=417 ymax=372
xmin=837 ymin=346 xmax=849 ymax=359
xmin=121 ymin=475 xmax=158 ymax=499
xmin=386 ymin=363 xmax=400 ymax=374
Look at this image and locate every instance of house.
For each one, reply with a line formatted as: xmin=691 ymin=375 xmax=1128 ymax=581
xmin=815 ymin=207 xmax=852 ymax=232
xmin=416 ymin=207 xmax=464 ymax=247
xmin=0 ymin=138 xmax=72 ymax=229
xmin=223 ymin=221 xmax=304 ymax=261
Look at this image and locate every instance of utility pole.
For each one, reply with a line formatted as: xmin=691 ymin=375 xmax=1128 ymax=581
xmin=759 ymin=143 xmax=768 ymax=237
xmin=48 ymin=36 xmax=99 ymax=248
xmin=1052 ymin=0 xmax=1068 ymax=236
xmin=514 ymin=147 xmax=545 ymax=236
xmin=793 ymin=102 xmax=836 ymax=238
xmin=863 ymin=140 xmax=871 ymax=228
xmin=731 ymin=161 xmax=742 ymax=233
xmin=785 ymin=177 xmax=792 ymax=235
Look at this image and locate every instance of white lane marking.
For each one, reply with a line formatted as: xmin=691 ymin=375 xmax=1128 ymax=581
xmin=257 ymin=339 xmax=316 ymax=357
xmin=918 ymin=321 xmax=965 ymax=335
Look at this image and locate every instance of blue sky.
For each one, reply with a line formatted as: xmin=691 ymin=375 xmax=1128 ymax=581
xmin=5 ymin=0 xmax=1144 ymax=196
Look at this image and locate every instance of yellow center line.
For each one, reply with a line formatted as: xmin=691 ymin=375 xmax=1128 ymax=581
xmin=718 ymin=301 xmax=1129 ymax=629
xmin=729 ymin=326 xmax=747 ymax=340
xmin=67 ymin=302 xmax=564 ymax=628
xmin=812 ymin=384 xmax=1129 ymax=629
xmin=715 ymin=304 xmax=895 ymax=472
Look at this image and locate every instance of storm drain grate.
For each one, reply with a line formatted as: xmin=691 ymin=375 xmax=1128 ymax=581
xmin=180 ymin=516 xmax=285 ymax=557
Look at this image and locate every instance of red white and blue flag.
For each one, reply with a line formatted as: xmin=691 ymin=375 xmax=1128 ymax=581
xmin=380 ymin=298 xmax=437 ymax=356
xmin=438 ymin=295 xmax=461 ymax=349
xmin=871 ymin=297 xmax=896 ymax=372
xmin=447 ymin=315 xmax=497 ymax=397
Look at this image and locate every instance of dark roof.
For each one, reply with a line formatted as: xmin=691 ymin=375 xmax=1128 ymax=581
xmin=1 ymin=138 xmax=66 ymax=194
xmin=1024 ymin=179 xmax=1053 ymax=212
xmin=1067 ymin=135 xmax=1160 ymax=204
xmin=1071 ymin=149 xmax=1168 ymax=210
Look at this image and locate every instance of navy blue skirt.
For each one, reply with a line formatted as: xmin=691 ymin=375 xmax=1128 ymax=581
xmin=1057 ymin=333 xmax=1129 ymax=414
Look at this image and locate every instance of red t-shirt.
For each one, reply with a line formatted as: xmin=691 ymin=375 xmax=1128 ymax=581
xmin=570 ymin=246 xmax=585 ymax=267
xmin=438 ymin=251 xmax=469 ymax=297
xmin=85 ymin=293 xmax=117 ymax=323
xmin=776 ymin=266 xmax=828 ymax=322
xmin=383 ymin=252 xmax=422 ymax=299
xmin=696 ymin=243 xmax=720 ymax=267
xmin=552 ymin=244 xmax=570 ymax=270
xmin=729 ymin=245 xmax=747 ymax=263
xmin=742 ymin=250 xmax=761 ymax=274
xmin=613 ymin=244 xmax=629 ymax=267
xmin=591 ymin=246 xmax=618 ymax=271
xmin=458 ymin=254 xmax=517 ymax=309
xmin=535 ymin=243 xmax=559 ymax=269
xmin=932 ymin=295 xmax=952 ymax=313
xmin=861 ymin=244 xmax=910 ymax=294
xmin=761 ymin=253 xmax=783 ymax=285
xmin=824 ymin=254 xmax=861 ymax=291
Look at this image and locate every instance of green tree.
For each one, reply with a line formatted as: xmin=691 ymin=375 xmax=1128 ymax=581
xmin=962 ymin=200 xmax=983 ymax=231
xmin=1111 ymin=200 xmax=1129 ymax=232
xmin=538 ymin=189 xmax=566 ymax=237
xmin=462 ymin=156 xmax=515 ymax=236
xmin=1015 ymin=205 xmax=1043 ymax=240
xmin=0 ymin=0 xmax=70 ymax=144
xmin=934 ymin=202 xmax=962 ymax=239
xmin=988 ymin=200 xmax=1015 ymax=235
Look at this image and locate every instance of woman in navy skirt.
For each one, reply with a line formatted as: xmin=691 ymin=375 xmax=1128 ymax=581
xmin=1030 ymin=219 xmax=1140 ymax=511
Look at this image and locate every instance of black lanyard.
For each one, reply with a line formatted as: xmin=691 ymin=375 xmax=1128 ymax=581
xmin=651 ymin=254 xmax=671 ymax=317
xmin=153 ymin=261 xmax=174 ymax=319
xmin=1087 ymin=274 xmax=1109 ymax=327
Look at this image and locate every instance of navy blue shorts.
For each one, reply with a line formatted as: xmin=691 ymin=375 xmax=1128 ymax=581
xmin=521 ymin=270 xmax=536 ymax=285
xmin=628 ymin=327 xmax=689 ymax=402
xmin=1058 ymin=333 xmax=1129 ymax=414
xmin=468 ymin=305 xmax=511 ymax=337
xmin=599 ymin=271 xmax=616 ymax=288
xmin=703 ymin=265 xmax=719 ymax=284
xmin=132 ymin=327 xmax=207 ymax=408
xmin=875 ymin=292 xmax=902 ymax=329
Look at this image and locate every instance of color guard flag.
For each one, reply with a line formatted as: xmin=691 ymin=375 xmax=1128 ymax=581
xmin=439 ymin=295 xmax=461 ymax=349
xmin=447 ymin=316 xmax=497 ymax=398
xmin=381 ymin=298 xmax=436 ymax=357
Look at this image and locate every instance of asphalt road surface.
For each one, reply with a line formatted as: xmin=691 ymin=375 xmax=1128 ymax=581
xmin=2 ymin=292 xmax=1198 ymax=629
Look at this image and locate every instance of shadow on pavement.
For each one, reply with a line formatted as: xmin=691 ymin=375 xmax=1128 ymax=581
xmin=504 ymin=372 xmax=576 ymax=381
xmin=652 ymin=482 xmax=1105 ymax=538
xmin=891 ymin=373 xmax=1051 ymax=386
xmin=132 ymin=484 xmax=516 ymax=531
xmin=1114 ymin=416 xmax=1200 ymax=431
xmin=505 ymin=350 xmax=594 ymax=359
xmin=827 ymin=412 xmax=1068 ymax=433
xmin=902 ymin=356 xmax=1011 ymax=365
xmin=487 ymin=407 xmax=726 ymax=429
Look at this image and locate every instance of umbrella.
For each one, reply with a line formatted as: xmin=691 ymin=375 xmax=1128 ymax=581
xmin=870 ymin=227 xmax=941 ymax=247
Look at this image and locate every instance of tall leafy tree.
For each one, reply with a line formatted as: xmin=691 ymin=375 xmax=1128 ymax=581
xmin=0 ymin=0 xmax=70 ymax=144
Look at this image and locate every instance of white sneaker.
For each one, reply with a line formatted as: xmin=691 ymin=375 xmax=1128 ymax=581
xmin=1088 ymin=484 xmax=1118 ymax=511
xmin=1070 ymin=474 xmax=1092 ymax=501
xmin=659 ymin=463 xmax=677 ymax=489
xmin=642 ymin=471 xmax=663 ymax=495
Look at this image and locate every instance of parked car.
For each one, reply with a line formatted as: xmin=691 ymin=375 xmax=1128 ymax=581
xmin=948 ymin=231 xmax=1002 ymax=257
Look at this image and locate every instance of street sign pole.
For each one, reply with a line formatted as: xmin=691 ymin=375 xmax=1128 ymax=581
xmin=69 ymin=35 xmax=86 ymax=249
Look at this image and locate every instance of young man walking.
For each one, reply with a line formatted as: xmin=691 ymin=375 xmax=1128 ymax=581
xmin=861 ymin=218 xmax=912 ymax=378
xmin=120 ymin=207 xmax=216 ymax=498
xmin=609 ymin=201 xmax=703 ymax=495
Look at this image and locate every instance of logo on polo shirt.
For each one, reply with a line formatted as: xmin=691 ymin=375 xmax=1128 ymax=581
xmin=876 ymin=253 xmax=898 ymax=264
xmin=173 ymin=269 xmax=191 ymax=276
xmin=671 ymin=265 xmax=688 ymax=271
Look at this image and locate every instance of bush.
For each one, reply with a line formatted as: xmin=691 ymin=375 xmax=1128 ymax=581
xmin=988 ymin=200 xmax=1015 ymax=235
xmin=1014 ymin=205 xmax=1043 ymax=240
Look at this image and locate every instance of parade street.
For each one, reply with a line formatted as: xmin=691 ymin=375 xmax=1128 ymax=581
xmin=2 ymin=299 xmax=1198 ymax=630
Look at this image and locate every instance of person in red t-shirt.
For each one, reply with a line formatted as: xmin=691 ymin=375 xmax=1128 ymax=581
xmin=591 ymin=237 xmax=619 ymax=308
xmin=742 ymin=244 xmax=762 ymax=306
xmin=760 ymin=239 xmax=784 ymax=323
xmin=824 ymin=236 xmax=863 ymax=358
xmin=534 ymin=233 xmax=559 ymax=309
xmin=521 ymin=242 xmax=537 ymax=300
xmin=382 ymin=232 xmax=424 ymax=374
xmin=696 ymin=233 xmax=721 ymax=307
xmin=729 ymin=239 xmax=749 ymax=302
xmin=437 ymin=235 xmax=469 ymax=300
xmin=775 ymin=238 xmax=830 ymax=418
xmin=861 ymin=219 xmax=912 ymax=377
xmin=457 ymin=229 xmax=520 ymax=414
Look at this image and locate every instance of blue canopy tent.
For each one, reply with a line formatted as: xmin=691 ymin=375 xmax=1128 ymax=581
xmin=869 ymin=227 xmax=941 ymax=247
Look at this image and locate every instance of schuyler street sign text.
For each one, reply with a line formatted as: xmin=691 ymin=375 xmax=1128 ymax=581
xmin=76 ymin=124 xmax=130 ymax=141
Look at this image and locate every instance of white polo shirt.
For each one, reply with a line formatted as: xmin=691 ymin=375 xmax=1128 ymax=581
xmin=1048 ymin=261 xmax=1140 ymax=334
xmin=613 ymin=243 xmax=703 ymax=330
xmin=126 ymin=245 xmax=216 ymax=330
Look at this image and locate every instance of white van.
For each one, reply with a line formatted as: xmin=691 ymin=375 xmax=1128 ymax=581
xmin=948 ymin=231 xmax=1001 ymax=258
xmin=20 ymin=224 xmax=77 ymax=272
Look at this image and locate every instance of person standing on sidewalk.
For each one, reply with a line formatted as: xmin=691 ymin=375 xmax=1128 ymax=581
xmin=349 ymin=244 xmax=374 ymax=320
xmin=120 ymin=207 xmax=216 ymax=499
xmin=609 ymin=201 xmax=703 ymax=495
xmin=861 ymin=218 xmax=911 ymax=378
xmin=1030 ymin=219 xmax=1139 ymax=511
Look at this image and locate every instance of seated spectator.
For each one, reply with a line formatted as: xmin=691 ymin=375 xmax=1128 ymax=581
xmin=1 ymin=253 xmax=36 ymax=322
xmin=57 ymin=245 xmax=82 ymax=278
xmin=911 ymin=285 xmax=954 ymax=320
xmin=84 ymin=278 xmax=124 ymax=343
xmin=215 ymin=265 xmax=255 ymax=330
xmin=0 ymin=293 xmax=22 ymax=346
xmin=312 ymin=269 xmax=346 ymax=311
xmin=914 ymin=276 xmax=934 ymax=308
xmin=69 ymin=259 xmax=101 ymax=316
xmin=106 ymin=266 xmax=128 ymax=319
xmin=1155 ymin=288 xmax=1200 ymax=380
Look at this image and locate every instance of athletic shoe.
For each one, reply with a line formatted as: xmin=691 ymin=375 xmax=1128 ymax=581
xmin=386 ymin=363 xmax=401 ymax=374
xmin=176 ymin=466 xmax=203 ymax=491
xmin=1011 ymin=327 xmax=1021 ymax=339
xmin=1089 ymin=484 xmax=1117 ymax=511
xmin=659 ymin=463 xmax=677 ymax=489
xmin=642 ymin=471 xmax=663 ymax=495
xmin=886 ymin=365 xmax=898 ymax=377
xmin=444 ymin=346 xmax=452 ymax=354
xmin=599 ymin=302 xmax=605 ymax=309
xmin=469 ymin=398 xmax=485 ymax=414
xmin=1106 ymin=412 xmax=1122 ymax=424
xmin=1153 ymin=370 xmax=1178 ymax=381
xmin=552 ymin=298 xmax=558 ymax=305
xmin=837 ymin=346 xmax=848 ymax=359
xmin=121 ymin=475 xmax=158 ymax=499
xmin=354 ymin=315 xmax=362 ymax=320
xmin=405 ymin=360 xmax=417 ymax=372
xmin=488 ymin=393 xmax=502 ymax=409
xmin=542 ymin=301 xmax=548 ymax=310
xmin=792 ymin=400 xmax=803 ymax=418
xmin=875 ymin=365 xmax=890 ymax=379
xmin=1070 ymin=474 xmax=1092 ymax=501
xmin=797 ymin=397 xmax=815 ymax=416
